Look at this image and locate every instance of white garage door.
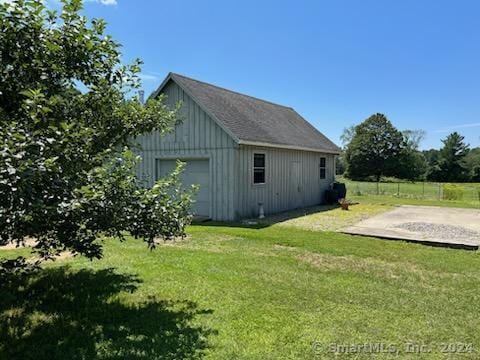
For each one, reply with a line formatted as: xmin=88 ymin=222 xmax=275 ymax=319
xmin=156 ymin=159 xmax=210 ymax=217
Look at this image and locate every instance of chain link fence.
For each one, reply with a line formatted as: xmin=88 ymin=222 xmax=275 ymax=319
xmin=339 ymin=179 xmax=480 ymax=203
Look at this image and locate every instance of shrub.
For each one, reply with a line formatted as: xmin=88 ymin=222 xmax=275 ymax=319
xmin=442 ymin=184 xmax=464 ymax=201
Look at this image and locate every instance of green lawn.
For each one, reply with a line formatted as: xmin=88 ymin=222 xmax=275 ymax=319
xmin=349 ymin=194 xmax=480 ymax=209
xmin=260 ymin=203 xmax=393 ymax=231
xmin=338 ymin=176 xmax=480 ymax=208
xmin=1 ymin=217 xmax=479 ymax=359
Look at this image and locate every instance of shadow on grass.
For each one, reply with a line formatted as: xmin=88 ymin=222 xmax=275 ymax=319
xmin=0 ymin=266 xmax=215 ymax=359
xmin=193 ymin=204 xmax=340 ymax=229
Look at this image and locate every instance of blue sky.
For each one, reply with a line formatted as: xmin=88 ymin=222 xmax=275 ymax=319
xmin=77 ymin=0 xmax=480 ymax=149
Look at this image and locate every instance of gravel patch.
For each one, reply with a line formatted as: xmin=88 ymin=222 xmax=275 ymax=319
xmin=395 ymin=222 xmax=480 ymax=240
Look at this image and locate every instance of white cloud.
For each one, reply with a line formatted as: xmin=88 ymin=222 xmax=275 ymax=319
xmin=435 ymin=122 xmax=480 ymax=133
xmin=85 ymin=0 xmax=117 ymax=5
xmin=139 ymin=73 xmax=160 ymax=82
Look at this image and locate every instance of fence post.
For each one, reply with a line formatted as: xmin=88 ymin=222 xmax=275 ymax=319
xmin=397 ymin=183 xmax=400 ymax=197
xmin=438 ymin=183 xmax=441 ymax=200
xmin=422 ymin=182 xmax=425 ymax=199
xmin=376 ymin=181 xmax=379 ymax=195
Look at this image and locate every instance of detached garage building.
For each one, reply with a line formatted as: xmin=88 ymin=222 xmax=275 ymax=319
xmin=136 ymin=73 xmax=341 ymax=221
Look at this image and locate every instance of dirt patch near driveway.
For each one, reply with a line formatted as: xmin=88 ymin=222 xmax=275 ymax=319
xmin=262 ymin=203 xmax=392 ymax=232
xmin=343 ymin=205 xmax=480 ymax=249
xmin=0 ymin=237 xmax=74 ymax=261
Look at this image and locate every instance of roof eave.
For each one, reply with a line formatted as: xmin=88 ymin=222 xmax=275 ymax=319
xmin=148 ymin=72 xmax=174 ymax=101
xmin=238 ymin=140 xmax=341 ymax=154
xmin=150 ymin=73 xmax=241 ymax=144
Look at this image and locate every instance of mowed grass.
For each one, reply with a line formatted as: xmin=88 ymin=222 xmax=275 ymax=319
xmin=1 ymin=221 xmax=480 ymax=359
xmin=0 ymin=246 xmax=33 ymax=260
xmin=260 ymin=203 xmax=393 ymax=231
xmin=338 ymin=176 xmax=480 ymax=208
xmin=349 ymin=194 xmax=480 ymax=209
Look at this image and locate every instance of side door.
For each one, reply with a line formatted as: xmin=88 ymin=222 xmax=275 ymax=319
xmin=290 ymin=161 xmax=302 ymax=208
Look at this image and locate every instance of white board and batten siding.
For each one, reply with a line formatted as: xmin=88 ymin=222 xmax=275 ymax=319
xmin=135 ymin=79 xmax=337 ymax=221
xmin=234 ymin=146 xmax=335 ymax=219
xmin=135 ymin=81 xmax=237 ymax=221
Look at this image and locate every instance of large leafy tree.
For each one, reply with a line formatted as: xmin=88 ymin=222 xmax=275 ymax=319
xmin=395 ymin=130 xmax=427 ymax=181
xmin=396 ymin=148 xmax=427 ymax=181
xmin=345 ymin=113 xmax=403 ymax=181
xmin=423 ymin=148 xmax=440 ymax=175
xmin=465 ymin=147 xmax=480 ymax=181
xmin=336 ymin=126 xmax=355 ymax=175
xmin=340 ymin=125 xmax=356 ymax=148
xmin=402 ymin=129 xmax=426 ymax=150
xmin=0 ymin=0 xmax=194 ymax=267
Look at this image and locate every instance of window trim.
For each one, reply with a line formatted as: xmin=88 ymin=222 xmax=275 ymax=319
xmin=253 ymin=152 xmax=266 ymax=185
xmin=319 ymin=156 xmax=327 ymax=180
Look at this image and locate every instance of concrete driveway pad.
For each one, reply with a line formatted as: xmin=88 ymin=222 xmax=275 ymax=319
xmin=342 ymin=205 xmax=480 ymax=250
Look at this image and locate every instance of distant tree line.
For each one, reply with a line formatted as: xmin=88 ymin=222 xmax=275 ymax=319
xmin=337 ymin=113 xmax=480 ymax=182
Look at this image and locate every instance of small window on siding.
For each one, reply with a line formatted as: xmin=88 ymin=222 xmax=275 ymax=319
xmin=253 ymin=153 xmax=265 ymax=184
xmin=320 ymin=157 xmax=327 ymax=179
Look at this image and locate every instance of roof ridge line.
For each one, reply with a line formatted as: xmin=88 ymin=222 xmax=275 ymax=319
xmin=171 ymin=72 xmax=294 ymax=110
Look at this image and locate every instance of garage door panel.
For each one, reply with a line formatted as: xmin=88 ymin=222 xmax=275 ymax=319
xmin=157 ymin=161 xmax=176 ymax=177
xmin=183 ymin=173 xmax=209 ymax=186
xmin=156 ymin=159 xmax=210 ymax=217
xmin=185 ymin=161 xmax=209 ymax=172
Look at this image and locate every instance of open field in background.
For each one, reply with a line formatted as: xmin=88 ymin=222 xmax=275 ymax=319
xmin=337 ymin=176 xmax=480 ymax=208
xmin=348 ymin=194 xmax=480 ymax=209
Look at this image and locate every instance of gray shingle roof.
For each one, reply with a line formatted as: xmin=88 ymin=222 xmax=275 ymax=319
xmin=157 ymin=73 xmax=341 ymax=153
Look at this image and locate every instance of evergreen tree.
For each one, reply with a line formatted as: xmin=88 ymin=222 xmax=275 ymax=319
xmin=436 ymin=132 xmax=470 ymax=181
